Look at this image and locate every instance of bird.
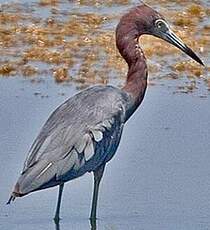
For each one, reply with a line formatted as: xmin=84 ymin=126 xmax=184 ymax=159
xmin=7 ymin=3 xmax=204 ymax=224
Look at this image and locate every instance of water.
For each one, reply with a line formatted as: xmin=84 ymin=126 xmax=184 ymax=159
xmin=0 ymin=0 xmax=210 ymax=230
xmin=1 ymin=77 xmax=210 ymax=230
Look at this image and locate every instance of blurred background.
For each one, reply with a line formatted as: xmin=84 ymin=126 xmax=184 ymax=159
xmin=0 ymin=1 xmax=209 ymax=230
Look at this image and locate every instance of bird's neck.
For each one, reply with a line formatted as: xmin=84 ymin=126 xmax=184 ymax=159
xmin=116 ymin=23 xmax=148 ymax=110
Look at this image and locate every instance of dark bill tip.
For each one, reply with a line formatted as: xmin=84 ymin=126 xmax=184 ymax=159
xmin=184 ymin=45 xmax=204 ymax=66
xmin=164 ymin=30 xmax=204 ymax=66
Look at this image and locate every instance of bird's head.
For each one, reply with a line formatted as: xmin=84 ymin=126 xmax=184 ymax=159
xmin=133 ymin=4 xmax=204 ymax=66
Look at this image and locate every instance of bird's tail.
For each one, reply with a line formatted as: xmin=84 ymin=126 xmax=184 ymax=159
xmin=7 ymin=194 xmax=16 ymax=204
xmin=7 ymin=159 xmax=60 ymax=205
xmin=7 ymin=157 xmax=67 ymax=205
xmin=6 ymin=182 xmax=25 ymax=205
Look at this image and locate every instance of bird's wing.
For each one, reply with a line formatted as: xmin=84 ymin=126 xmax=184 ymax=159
xmin=54 ymin=113 xmax=124 ymax=180
xmin=18 ymin=86 xmax=130 ymax=194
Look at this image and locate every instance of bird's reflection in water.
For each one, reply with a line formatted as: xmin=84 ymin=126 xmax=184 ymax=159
xmin=55 ymin=222 xmax=60 ymax=230
xmin=90 ymin=218 xmax=97 ymax=230
xmin=54 ymin=219 xmax=97 ymax=230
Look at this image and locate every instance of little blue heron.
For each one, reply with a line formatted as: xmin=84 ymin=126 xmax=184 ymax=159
xmin=7 ymin=4 xmax=204 ymax=223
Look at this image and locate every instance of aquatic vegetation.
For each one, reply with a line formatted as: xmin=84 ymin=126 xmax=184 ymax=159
xmin=0 ymin=63 xmax=16 ymax=75
xmin=0 ymin=0 xmax=209 ymax=95
xmin=53 ymin=67 xmax=69 ymax=82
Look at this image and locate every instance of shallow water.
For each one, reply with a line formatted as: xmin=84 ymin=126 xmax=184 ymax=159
xmin=1 ymin=77 xmax=210 ymax=230
xmin=0 ymin=0 xmax=210 ymax=230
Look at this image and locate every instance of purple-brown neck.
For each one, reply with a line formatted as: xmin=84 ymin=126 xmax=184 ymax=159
xmin=116 ymin=6 xmax=150 ymax=109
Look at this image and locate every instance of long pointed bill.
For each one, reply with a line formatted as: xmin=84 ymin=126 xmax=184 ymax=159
xmin=163 ymin=30 xmax=204 ymax=66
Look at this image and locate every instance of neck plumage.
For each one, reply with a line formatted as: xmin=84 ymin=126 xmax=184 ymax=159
xmin=116 ymin=21 xmax=148 ymax=110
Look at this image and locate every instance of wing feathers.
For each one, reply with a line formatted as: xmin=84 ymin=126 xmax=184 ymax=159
xmin=74 ymin=133 xmax=89 ymax=153
xmin=36 ymin=162 xmax=53 ymax=179
xmin=84 ymin=135 xmax=94 ymax=161
xmin=90 ymin=129 xmax=103 ymax=142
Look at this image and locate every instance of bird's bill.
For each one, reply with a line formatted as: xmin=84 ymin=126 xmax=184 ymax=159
xmin=163 ymin=29 xmax=204 ymax=66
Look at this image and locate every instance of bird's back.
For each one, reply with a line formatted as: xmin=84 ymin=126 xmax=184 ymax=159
xmin=13 ymin=85 xmax=132 ymax=196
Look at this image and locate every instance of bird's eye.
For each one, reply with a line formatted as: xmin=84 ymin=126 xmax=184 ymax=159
xmin=155 ymin=19 xmax=169 ymax=32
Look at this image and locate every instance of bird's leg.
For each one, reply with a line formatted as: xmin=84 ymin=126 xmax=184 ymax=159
xmin=90 ymin=164 xmax=105 ymax=221
xmin=54 ymin=183 xmax=64 ymax=224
